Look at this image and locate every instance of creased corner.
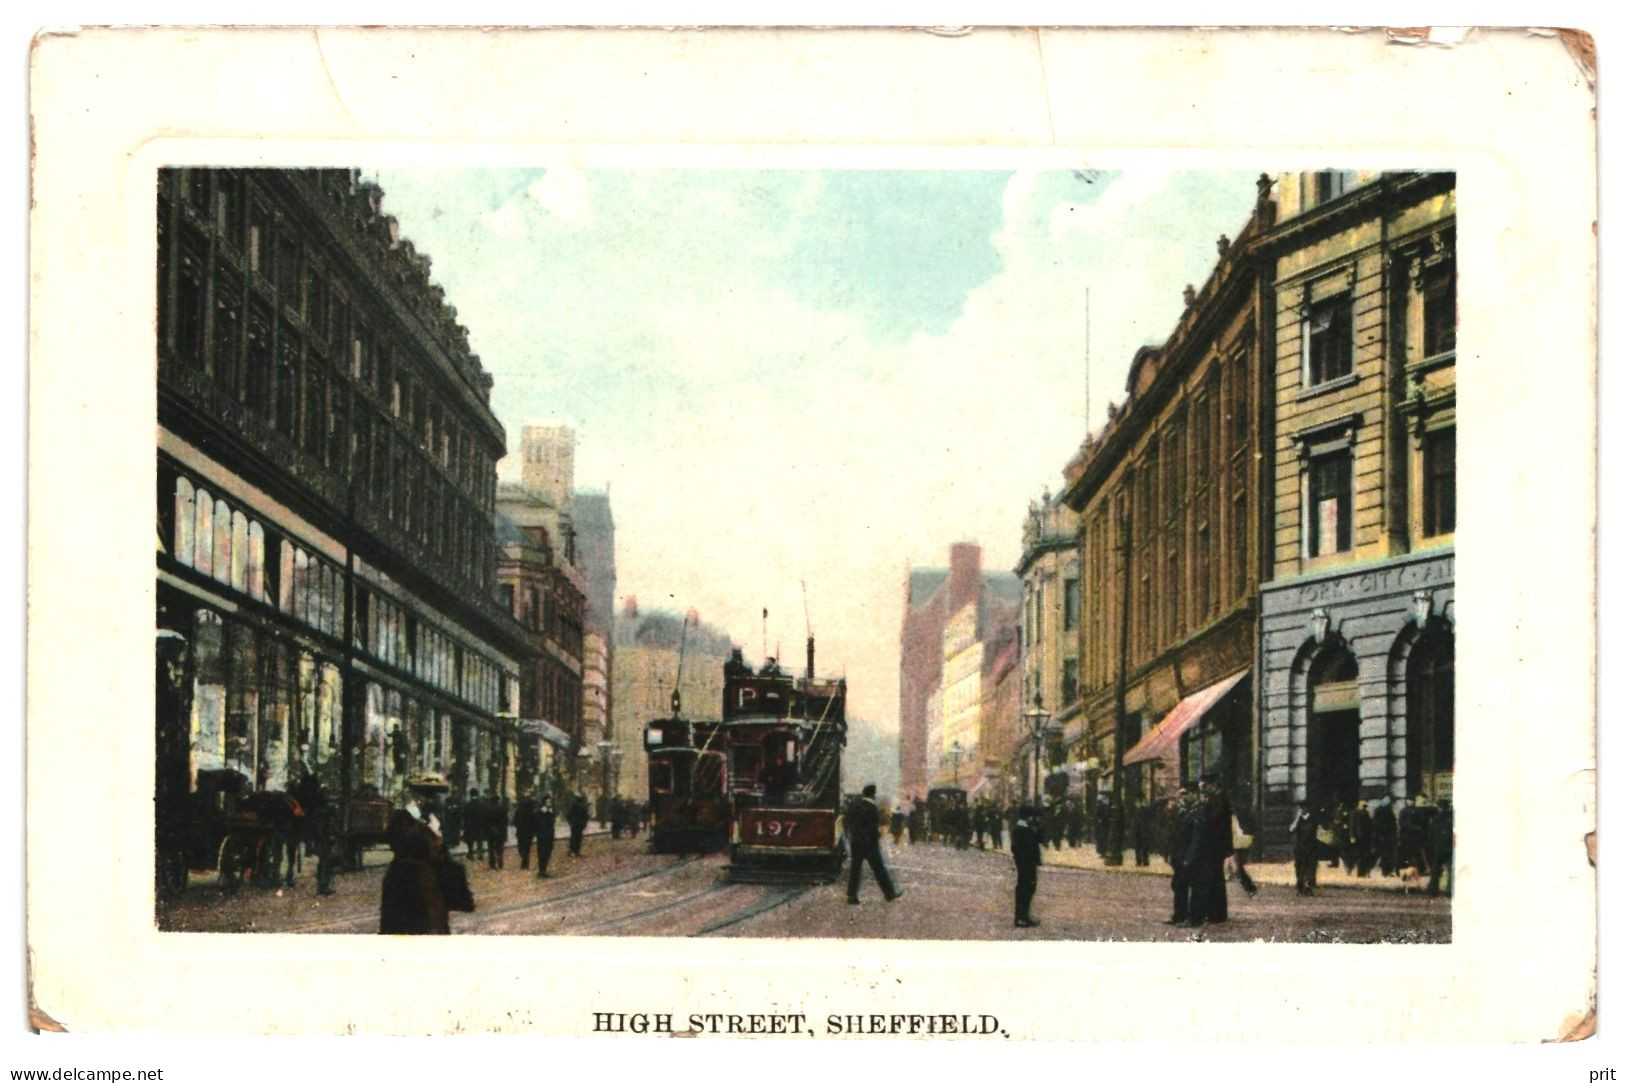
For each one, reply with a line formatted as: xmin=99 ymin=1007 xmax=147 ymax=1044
xmin=1550 ymin=1006 xmax=1596 ymax=1043
xmin=1554 ymin=29 xmax=1597 ymax=89
xmin=29 ymin=1004 xmax=67 ymax=1034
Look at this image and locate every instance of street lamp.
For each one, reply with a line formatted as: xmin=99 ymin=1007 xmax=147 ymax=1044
xmin=948 ymin=740 xmax=965 ymax=788
xmin=1022 ymin=695 xmax=1052 ymax=803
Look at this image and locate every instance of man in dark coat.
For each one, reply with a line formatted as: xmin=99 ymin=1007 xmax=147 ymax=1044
xmin=846 ymin=784 xmax=901 ymax=904
xmin=1372 ymin=796 xmax=1398 ymax=875
xmin=514 ymin=790 xmax=538 ymax=870
xmin=465 ymin=789 xmax=487 ymax=860
xmin=1290 ymin=801 xmax=1320 ymax=895
xmin=293 ymin=771 xmax=337 ymax=896
xmin=1011 ymin=803 xmax=1042 ymax=927
xmin=485 ymin=795 xmax=509 ymax=868
xmin=1191 ymin=780 xmax=1236 ymax=924
xmin=1166 ymin=786 xmax=1202 ymax=925
xmin=1427 ymin=797 xmax=1454 ymax=897
xmin=535 ymin=793 xmax=558 ymax=877
xmin=566 ymin=792 xmax=590 ymax=857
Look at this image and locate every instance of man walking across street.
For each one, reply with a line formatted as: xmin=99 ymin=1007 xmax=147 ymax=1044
xmin=1011 ymin=803 xmax=1042 ymax=927
xmin=846 ymin=784 xmax=901 ymax=904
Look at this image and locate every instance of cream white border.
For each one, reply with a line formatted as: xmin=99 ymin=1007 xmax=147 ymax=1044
xmin=26 ymin=27 xmax=1596 ymax=1043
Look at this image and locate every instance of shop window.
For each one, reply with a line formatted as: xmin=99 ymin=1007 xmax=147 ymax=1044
xmin=1304 ymin=294 xmax=1354 ymax=386
xmin=1307 ymin=452 xmax=1352 ymax=557
xmin=247 ymin=522 xmax=265 ymax=601
xmin=212 ymin=498 xmax=232 ymax=584
xmin=229 ymin=510 xmax=249 ymax=592
xmin=1423 ymin=428 xmax=1456 ymax=537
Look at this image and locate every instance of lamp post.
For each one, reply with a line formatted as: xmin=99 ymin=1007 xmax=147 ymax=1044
xmin=1022 ymin=696 xmax=1052 ymax=803
xmin=948 ymin=740 xmax=965 ymax=788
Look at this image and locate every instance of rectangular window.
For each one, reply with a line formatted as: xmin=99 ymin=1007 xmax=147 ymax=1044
xmin=1309 ymin=170 xmax=1355 ymax=206
xmin=1164 ymin=427 xmax=1182 ymax=520
xmin=1063 ymin=577 xmax=1079 ymax=632
xmin=1423 ymin=428 xmax=1456 ymax=536
xmin=1308 ymin=453 xmax=1353 ymax=557
xmin=1423 ymin=273 xmax=1456 ymax=358
xmin=1061 ymin=659 xmax=1079 ymax=706
xmin=1304 ymin=294 xmax=1354 ymax=385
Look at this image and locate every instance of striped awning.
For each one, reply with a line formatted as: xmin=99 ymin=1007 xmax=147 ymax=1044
xmin=1122 ymin=670 xmax=1249 ymax=766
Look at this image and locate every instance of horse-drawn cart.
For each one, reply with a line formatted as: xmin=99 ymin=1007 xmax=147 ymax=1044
xmin=155 ymin=769 xmax=304 ymax=897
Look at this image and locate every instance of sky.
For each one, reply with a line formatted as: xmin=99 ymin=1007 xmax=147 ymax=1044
xmin=369 ymin=165 xmax=1260 ymax=732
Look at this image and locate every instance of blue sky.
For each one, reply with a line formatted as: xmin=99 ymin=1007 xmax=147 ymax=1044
xmin=370 ymin=165 xmax=1260 ymax=730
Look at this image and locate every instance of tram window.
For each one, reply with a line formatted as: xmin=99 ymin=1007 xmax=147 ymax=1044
xmin=650 ymin=760 xmax=674 ymax=794
xmin=695 ymin=753 xmax=723 ymax=795
xmin=733 ymin=745 xmax=763 ymax=787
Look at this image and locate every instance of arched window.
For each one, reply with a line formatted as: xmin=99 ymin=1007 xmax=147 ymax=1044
xmin=1307 ymin=644 xmax=1361 ymax=811
xmin=193 ymin=488 xmax=213 ymax=577
xmin=174 ymin=477 xmax=196 ymax=567
xmin=1407 ymin=627 xmax=1455 ymax=799
xmin=229 ymin=510 xmax=249 ymax=592
xmin=292 ymin=548 xmax=308 ymax=624
xmin=247 ymin=522 xmax=265 ymax=601
xmin=212 ymin=498 xmax=232 ymax=584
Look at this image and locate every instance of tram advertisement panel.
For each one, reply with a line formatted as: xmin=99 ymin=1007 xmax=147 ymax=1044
xmin=738 ymin=807 xmax=836 ymax=849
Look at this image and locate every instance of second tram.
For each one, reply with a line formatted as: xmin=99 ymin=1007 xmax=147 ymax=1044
xmin=644 ymin=707 xmax=729 ymax=855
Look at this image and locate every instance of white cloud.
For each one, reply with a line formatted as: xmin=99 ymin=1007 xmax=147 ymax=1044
xmin=525 ymin=164 xmax=595 ymax=226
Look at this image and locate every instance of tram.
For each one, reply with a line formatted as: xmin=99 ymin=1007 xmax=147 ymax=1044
xmin=644 ymin=694 xmax=729 ymax=855
xmin=722 ymin=640 xmax=848 ymax=883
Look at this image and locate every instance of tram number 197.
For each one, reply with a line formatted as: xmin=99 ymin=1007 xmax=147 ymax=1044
xmin=753 ymin=818 xmax=797 ymax=839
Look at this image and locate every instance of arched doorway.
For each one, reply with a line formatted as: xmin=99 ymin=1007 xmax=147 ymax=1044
xmin=1406 ymin=625 xmax=1455 ymax=800
xmin=1307 ymin=646 xmax=1361 ymax=812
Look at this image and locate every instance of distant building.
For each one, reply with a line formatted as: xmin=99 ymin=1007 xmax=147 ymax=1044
xmin=897 ymin=543 xmax=1020 ymax=798
xmin=610 ymin=601 xmax=738 ymax=803
xmin=1014 ymin=490 xmax=1080 ymax=799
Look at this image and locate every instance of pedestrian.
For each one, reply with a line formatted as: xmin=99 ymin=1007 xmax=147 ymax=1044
xmin=514 ymin=789 xmax=538 ymax=870
xmin=379 ymin=773 xmax=454 ymax=935
xmin=1192 ymin=778 xmax=1235 ymax=923
xmin=1373 ymin=795 xmax=1398 ymax=876
xmin=889 ymin=806 xmax=906 ymax=846
xmin=1290 ymin=801 xmax=1319 ymax=896
xmin=845 ymin=784 xmax=901 ymax=904
xmin=1131 ymin=799 xmax=1153 ymax=867
xmin=1066 ymin=798 xmax=1085 ymax=849
xmin=465 ymin=788 xmax=486 ymax=860
xmin=535 ymin=792 xmax=558 ymax=877
xmin=294 ymin=771 xmax=338 ymax=896
xmin=610 ymin=796 xmax=625 ymax=840
xmin=907 ymin=800 xmax=922 ymax=845
xmin=1166 ymin=786 xmax=1202 ymax=925
xmin=1011 ymin=803 xmax=1042 ymax=927
xmin=988 ymin=804 xmax=1004 ymax=850
xmin=442 ymin=788 xmax=465 ymax=854
xmin=1427 ymin=797 xmax=1454 ymax=897
xmin=1094 ymin=793 xmax=1111 ymax=857
xmin=566 ymin=792 xmax=590 ymax=857
xmin=1229 ymin=807 xmax=1259 ymax=898
xmin=485 ymin=795 xmax=509 ymax=868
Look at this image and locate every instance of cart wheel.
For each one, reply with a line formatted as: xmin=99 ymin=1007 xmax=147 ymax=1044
xmin=218 ymin=835 xmax=247 ymax=894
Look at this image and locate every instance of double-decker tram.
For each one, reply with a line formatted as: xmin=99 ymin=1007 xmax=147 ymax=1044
xmin=722 ymin=639 xmax=848 ymax=883
xmin=643 ymin=693 xmax=728 ymax=855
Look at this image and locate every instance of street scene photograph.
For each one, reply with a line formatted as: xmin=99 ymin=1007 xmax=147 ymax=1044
xmin=153 ymin=163 xmax=1456 ymax=944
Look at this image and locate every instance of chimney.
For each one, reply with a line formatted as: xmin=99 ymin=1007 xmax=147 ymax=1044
xmin=948 ymin=542 xmax=982 ymax=614
xmin=806 ymin=635 xmax=816 ymax=680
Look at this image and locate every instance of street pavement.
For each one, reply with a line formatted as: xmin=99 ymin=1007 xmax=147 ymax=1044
xmin=155 ymin=833 xmax=1450 ymax=942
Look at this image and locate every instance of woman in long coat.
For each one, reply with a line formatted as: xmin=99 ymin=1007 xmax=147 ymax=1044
xmin=380 ymin=776 xmax=451 ymax=935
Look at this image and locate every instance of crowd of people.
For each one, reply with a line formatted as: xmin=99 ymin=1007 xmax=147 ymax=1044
xmin=1291 ymin=793 xmax=1454 ymax=897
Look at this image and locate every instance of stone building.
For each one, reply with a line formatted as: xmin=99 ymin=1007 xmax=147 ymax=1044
xmin=494 ymin=485 xmax=585 ymax=798
xmin=155 ymin=168 xmax=529 ymax=836
xmin=1014 ymin=491 xmax=1080 ymax=798
xmin=1254 ymin=171 xmax=1456 ymax=850
xmin=1059 ymin=184 xmax=1275 ymax=823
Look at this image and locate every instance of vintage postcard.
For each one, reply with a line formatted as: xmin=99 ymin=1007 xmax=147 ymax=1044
xmin=25 ymin=25 xmax=1597 ymax=1048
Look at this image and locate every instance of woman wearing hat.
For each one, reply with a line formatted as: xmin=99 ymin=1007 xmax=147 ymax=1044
xmin=380 ymin=773 xmax=452 ymax=935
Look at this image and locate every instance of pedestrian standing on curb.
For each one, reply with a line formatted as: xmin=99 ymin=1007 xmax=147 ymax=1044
xmin=535 ymin=792 xmax=557 ymax=877
xmin=566 ymin=792 xmax=590 ymax=857
xmin=1290 ymin=801 xmax=1320 ymax=896
xmin=1193 ymin=777 xmax=1235 ymax=924
xmin=1427 ymin=797 xmax=1454 ymax=897
xmin=514 ymin=789 xmax=538 ymax=870
xmin=1166 ymin=786 xmax=1201 ymax=925
xmin=889 ymin=806 xmax=906 ymax=846
xmin=1131 ymin=799 xmax=1153 ymax=867
xmin=1011 ymin=803 xmax=1042 ymax=927
xmin=1352 ymin=799 xmax=1376 ymax=877
xmin=846 ymin=784 xmax=901 ymax=904
xmin=989 ymin=804 xmax=1004 ymax=850
xmin=1373 ymin=795 xmax=1398 ymax=876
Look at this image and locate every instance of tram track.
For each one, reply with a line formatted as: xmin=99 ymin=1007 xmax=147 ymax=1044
xmin=279 ymin=853 xmax=708 ymax=935
xmin=696 ymin=884 xmax=812 ymax=935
